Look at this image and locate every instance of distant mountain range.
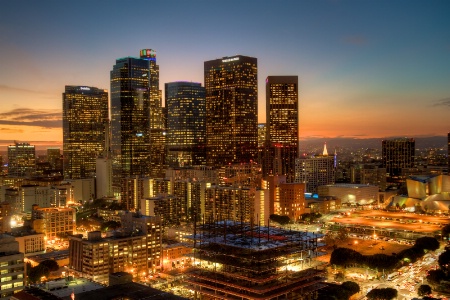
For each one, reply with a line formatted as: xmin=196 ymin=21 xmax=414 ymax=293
xmin=299 ymin=136 xmax=447 ymax=151
xmin=0 ymin=136 xmax=447 ymax=156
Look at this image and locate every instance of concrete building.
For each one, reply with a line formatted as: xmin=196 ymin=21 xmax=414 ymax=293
xmin=318 ymin=184 xmax=379 ymax=206
xmin=0 ymin=234 xmax=25 ymax=300
xmin=31 ymin=206 xmax=76 ymax=240
xmin=277 ymin=183 xmax=306 ymax=221
xmin=0 ymin=202 xmax=11 ymax=233
xmin=295 ymin=144 xmax=336 ymax=193
xmin=69 ymin=214 xmax=161 ymax=284
xmin=12 ymin=233 xmax=45 ymax=256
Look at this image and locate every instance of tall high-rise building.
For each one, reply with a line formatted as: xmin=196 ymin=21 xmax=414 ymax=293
xmin=111 ymin=49 xmax=165 ymax=184
xmin=165 ymin=81 xmax=206 ymax=167
xmin=7 ymin=142 xmax=35 ymax=177
xmin=204 ymin=55 xmax=258 ymax=167
xmin=263 ymin=76 xmax=299 ymax=182
xmin=63 ymin=86 xmax=108 ymax=179
xmin=382 ymin=138 xmax=415 ymax=180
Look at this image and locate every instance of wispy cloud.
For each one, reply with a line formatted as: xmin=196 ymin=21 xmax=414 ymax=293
xmin=0 ymin=84 xmax=48 ymax=94
xmin=0 ymin=108 xmax=61 ymax=128
xmin=343 ymin=35 xmax=368 ymax=46
xmin=433 ymin=97 xmax=450 ymax=107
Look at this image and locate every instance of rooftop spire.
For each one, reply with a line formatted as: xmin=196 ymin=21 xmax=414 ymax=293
xmin=323 ymin=142 xmax=328 ymax=156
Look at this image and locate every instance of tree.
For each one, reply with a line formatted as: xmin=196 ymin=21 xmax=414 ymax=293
xmin=366 ymin=288 xmax=397 ymax=300
xmin=28 ymin=264 xmax=50 ymax=283
xmin=269 ymin=214 xmax=290 ymax=225
xmin=426 ymin=269 xmax=446 ymax=285
xmin=341 ymin=281 xmax=360 ymax=296
xmin=100 ymin=220 xmax=121 ymax=231
xmin=40 ymin=260 xmax=59 ymax=272
xmin=330 ymin=248 xmax=363 ymax=267
xmin=437 ymin=249 xmax=450 ymax=273
xmin=417 ymin=284 xmax=432 ymax=297
xmin=414 ymin=237 xmax=440 ymax=251
xmin=442 ymin=223 xmax=450 ymax=241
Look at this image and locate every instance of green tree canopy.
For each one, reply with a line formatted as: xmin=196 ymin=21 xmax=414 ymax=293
xmin=40 ymin=259 xmax=59 ymax=272
xmin=437 ymin=249 xmax=450 ymax=273
xmin=414 ymin=237 xmax=440 ymax=251
xmin=269 ymin=214 xmax=290 ymax=225
xmin=341 ymin=281 xmax=360 ymax=296
xmin=426 ymin=269 xmax=446 ymax=285
xmin=100 ymin=220 xmax=121 ymax=231
xmin=366 ymin=288 xmax=397 ymax=300
xmin=417 ymin=284 xmax=432 ymax=296
xmin=330 ymin=248 xmax=364 ymax=267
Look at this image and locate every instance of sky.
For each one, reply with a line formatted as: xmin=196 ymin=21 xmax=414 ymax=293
xmin=0 ymin=0 xmax=449 ymax=149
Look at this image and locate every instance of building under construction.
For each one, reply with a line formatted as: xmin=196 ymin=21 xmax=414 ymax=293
xmin=186 ymin=221 xmax=327 ymax=300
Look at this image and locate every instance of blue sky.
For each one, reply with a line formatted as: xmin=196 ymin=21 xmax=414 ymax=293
xmin=0 ymin=0 xmax=449 ymax=146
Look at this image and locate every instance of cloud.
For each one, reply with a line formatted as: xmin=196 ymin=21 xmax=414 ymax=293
xmin=0 ymin=84 xmax=48 ymax=94
xmin=0 ymin=108 xmax=62 ymax=128
xmin=343 ymin=35 xmax=368 ymax=46
xmin=433 ymin=97 xmax=450 ymax=107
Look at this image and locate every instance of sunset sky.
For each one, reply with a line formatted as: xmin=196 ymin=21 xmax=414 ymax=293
xmin=0 ymin=0 xmax=449 ymax=148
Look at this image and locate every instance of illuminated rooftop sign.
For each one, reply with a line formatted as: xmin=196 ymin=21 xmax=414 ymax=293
xmin=80 ymin=87 xmax=91 ymax=91
xmin=222 ymin=57 xmax=239 ymax=63
xmin=140 ymin=49 xmax=156 ymax=58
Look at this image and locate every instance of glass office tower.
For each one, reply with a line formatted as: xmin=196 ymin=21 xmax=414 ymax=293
xmin=165 ymin=81 xmax=206 ymax=167
xmin=63 ymin=86 xmax=108 ymax=179
xmin=204 ymin=55 xmax=258 ymax=167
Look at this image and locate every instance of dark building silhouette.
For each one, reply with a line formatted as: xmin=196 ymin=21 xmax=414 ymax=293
xmin=382 ymin=138 xmax=415 ymax=181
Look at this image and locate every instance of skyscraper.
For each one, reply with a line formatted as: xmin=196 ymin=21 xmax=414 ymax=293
xmin=165 ymin=81 xmax=206 ymax=167
xmin=7 ymin=142 xmax=35 ymax=177
xmin=204 ymin=55 xmax=258 ymax=167
xmin=382 ymin=138 xmax=415 ymax=180
xmin=263 ymin=76 xmax=299 ymax=182
xmin=63 ymin=86 xmax=108 ymax=179
xmin=110 ymin=49 xmax=164 ymax=183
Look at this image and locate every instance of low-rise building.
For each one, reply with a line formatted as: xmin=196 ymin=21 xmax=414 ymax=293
xmin=0 ymin=234 xmax=25 ymax=299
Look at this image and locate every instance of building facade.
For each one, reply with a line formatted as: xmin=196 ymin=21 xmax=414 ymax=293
xmin=63 ymin=86 xmax=108 ymax=179
xmin=8 ymin=142 xmax=35 ymax=177
xmin=0 ymin=234 xmax=24 ymax=300
xmin=295 ymin=145 xmax=336 ymax=193
xmin=264 ymin=76 xmax=299 ymax=182
xmin=110 ymin=49 xmax=165 ymax=188
xmin=382 ymin=138 xmax=415 ymax=181
xmin=165 ymin=81 xmax=206 ymax=167
xmin=31 ymin=206 xmax=76 ymax=240
xmin=204 ymin=55 xmax=258 ymax=166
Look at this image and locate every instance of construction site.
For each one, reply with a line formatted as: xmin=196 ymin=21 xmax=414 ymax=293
xmin=185 ymin=221 xmax=328 ymax=300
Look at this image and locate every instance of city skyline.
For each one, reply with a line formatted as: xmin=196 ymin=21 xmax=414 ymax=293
xmin=0 ymin=0 xmax=449 ymax=148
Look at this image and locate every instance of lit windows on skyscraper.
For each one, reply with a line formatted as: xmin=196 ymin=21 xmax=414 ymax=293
xmin=165 ymin=81 xmax=206 ymax=167
xmin=110 ymin=49 xmax=165 ymax=182
xmin=63 ymin=86 xmax=108 ymax=179
xmin=204 ymin=55 xmax=258 ymax=167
